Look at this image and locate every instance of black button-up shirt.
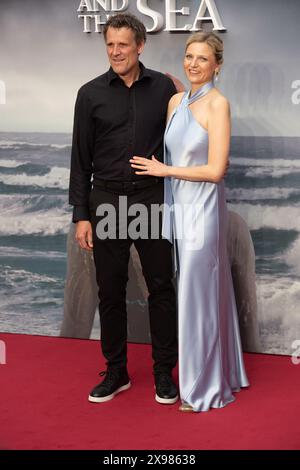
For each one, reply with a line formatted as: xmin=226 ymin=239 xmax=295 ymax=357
xmin=69 ymin=62 xmax=177 ymax=221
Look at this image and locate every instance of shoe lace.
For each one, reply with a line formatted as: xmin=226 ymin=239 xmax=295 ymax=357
xmin=156 ymin=373 xmax=173 ymax=387
xmin=98 ymin=369 xmax=119 ymax=387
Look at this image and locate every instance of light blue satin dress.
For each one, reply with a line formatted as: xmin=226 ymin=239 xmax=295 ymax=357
xmin=162 ymin=81 xmax=249 ymax=412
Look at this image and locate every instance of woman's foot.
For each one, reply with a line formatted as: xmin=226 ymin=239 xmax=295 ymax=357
xmin=179 ymin=402 xmax=194 ymax=412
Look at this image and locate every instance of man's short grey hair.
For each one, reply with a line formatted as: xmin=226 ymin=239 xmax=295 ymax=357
xmin=103 ymin=13 xmax=147 ymax=45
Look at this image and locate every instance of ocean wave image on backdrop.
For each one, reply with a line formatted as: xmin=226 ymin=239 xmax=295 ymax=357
xmin=0 ymin=132 xmax=299 ymax=354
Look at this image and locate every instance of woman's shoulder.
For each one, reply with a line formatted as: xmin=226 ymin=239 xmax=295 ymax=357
xmin=168 ymin=91 xmax=185 ymax=115
xmin=168 ymin=92 xmax=186 ymax=114
xmin=209 ymin=89 xmax=230 ymax=111
xmin=169 ymin=91 xmax=186 ymax=106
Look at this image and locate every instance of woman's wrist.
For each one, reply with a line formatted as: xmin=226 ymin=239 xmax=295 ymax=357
xmin=165 ymin=165 xmax=175 ymax=178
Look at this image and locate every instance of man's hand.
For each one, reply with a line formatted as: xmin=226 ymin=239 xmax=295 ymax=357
xmin=224 ymin=159 xmax=230 ymax=177
xmin=75 ymin=221 xmax=93 ymax=251
xmin=165 ymin=72 xmax=186 ymax=93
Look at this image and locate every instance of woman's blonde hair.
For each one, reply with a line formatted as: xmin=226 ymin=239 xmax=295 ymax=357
xmin=185 ymin=32 xmax=224 ymax=65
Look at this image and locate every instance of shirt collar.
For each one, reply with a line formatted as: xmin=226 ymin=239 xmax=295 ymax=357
xmin=107 ymin=62 xmax=152 ymax=85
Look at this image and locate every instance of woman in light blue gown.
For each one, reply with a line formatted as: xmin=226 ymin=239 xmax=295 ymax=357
xmin=130 ymin=32 xmax=249 ymax=412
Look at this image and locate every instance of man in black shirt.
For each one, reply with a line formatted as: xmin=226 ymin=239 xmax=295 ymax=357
xmin=69 ymin=13 xmax=178 ymax=404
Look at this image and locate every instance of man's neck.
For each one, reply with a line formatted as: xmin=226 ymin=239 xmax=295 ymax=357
xmin=119 ymin=64 xmax=141 ymax=88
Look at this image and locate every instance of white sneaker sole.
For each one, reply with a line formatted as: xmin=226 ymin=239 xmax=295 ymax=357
xmin=88 ymin=381 xmax=131 ymax=403
xmin=155 ymin=393 xmax=178 ymax=405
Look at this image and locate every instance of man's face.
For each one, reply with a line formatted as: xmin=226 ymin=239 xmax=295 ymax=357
xmin=105 ymin=27 xmax=144 ymax=78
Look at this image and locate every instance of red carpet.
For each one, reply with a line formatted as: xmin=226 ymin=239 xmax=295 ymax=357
xmin=0 ymin=333 xmax=299 ymax=450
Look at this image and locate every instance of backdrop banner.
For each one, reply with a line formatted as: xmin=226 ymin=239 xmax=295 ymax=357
xmin=0 ymin=0 xmax=299 ymax=355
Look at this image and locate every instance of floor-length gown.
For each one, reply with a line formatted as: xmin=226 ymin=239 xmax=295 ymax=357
xmin=162 ymin=81 xmax=249 ymax=412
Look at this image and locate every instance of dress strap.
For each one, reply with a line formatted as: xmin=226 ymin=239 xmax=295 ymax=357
xmin=187 ymin=81 xmax=214 ymax=105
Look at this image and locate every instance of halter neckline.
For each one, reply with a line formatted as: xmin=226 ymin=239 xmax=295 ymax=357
xmin=186 ymin=81 xmax=214 ymax=105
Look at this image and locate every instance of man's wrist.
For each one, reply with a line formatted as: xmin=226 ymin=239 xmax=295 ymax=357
xmin=72 ymin=205 xmax=91 ymax=223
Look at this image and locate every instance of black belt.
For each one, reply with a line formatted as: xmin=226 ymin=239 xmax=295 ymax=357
xmin=93 ymin=177 xmax=162 ymax=193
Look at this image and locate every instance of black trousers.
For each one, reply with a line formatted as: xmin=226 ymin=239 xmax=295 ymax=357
xmin=89 ymin=182 xmax=178 ymax=374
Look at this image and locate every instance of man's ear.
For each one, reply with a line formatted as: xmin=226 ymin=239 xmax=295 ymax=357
xmin=137 ymin=41 xmax=145 ymax=55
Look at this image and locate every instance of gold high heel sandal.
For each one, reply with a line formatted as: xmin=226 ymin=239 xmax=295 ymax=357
xmin=179 ymin=402 xmax=194 ymax=412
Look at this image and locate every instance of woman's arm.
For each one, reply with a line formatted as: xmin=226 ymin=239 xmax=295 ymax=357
xmin=169 ymin=96 xmax=231 ymax=183
xmin=167 ymin=92 xmax=185 ymax=122
xmin=130 ymin=95 xmax=230 ymax=183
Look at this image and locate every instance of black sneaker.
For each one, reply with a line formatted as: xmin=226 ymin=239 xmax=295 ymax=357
xmin=155 ymin=372 xmax=178 ymax=404
xmin=88 ymin=368 xmax=131 ymax=403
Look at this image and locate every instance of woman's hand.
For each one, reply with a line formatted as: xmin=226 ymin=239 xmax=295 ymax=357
xmin=130 ymin=155 xmax=169 ymax=177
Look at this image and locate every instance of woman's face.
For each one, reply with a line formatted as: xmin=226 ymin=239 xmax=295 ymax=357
xmin=184 ymin=41 xmax=219 ymax=87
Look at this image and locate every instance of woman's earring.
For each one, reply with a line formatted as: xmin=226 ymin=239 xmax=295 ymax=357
xmin=214 ymin=70 xmax=219 ymax=82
